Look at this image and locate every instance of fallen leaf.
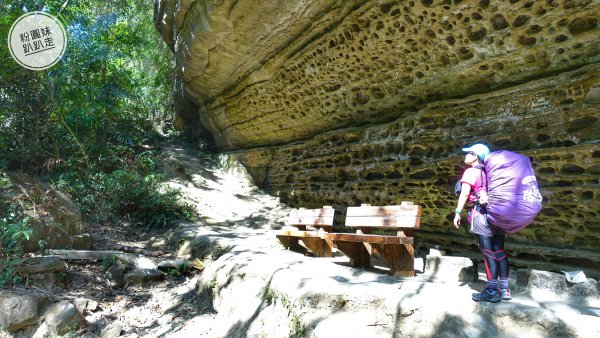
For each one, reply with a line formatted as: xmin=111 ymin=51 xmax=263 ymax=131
xmin=189 ymin=258 xmax=205 ymax=271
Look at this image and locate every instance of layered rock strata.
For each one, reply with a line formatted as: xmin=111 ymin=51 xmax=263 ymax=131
xmin=230 ymin=65 xmax=600 ymax=268
xmin=155 ymin=0 xmax=600 ymax=272
xmin=156 ymin=0 xmax=600 ymax=149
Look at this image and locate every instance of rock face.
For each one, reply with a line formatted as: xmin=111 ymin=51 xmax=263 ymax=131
xmin=155 ymin=1 xmax=600 ymax=274
xmin=156 ymin=0 xmax=599 ymax=149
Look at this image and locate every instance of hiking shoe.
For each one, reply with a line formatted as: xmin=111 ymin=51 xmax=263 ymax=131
xmin=472 ymin=288 xmax=501 ymax=303
xmin=500 ymin=288 xmax=511 ymax=301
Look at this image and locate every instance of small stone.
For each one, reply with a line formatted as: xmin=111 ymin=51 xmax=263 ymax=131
xmin=73 ymin=298 xmax=98 ymax=315
xmin=526 ymin=25 xmax=543 ymax=34
xmin=101 ymin=321 xmax=123 ymax=338
xmin=560 ymin=164 xmax=585 ymax=174
xmin=554 ymin=34 xmax=569 ymax=43
xmin=354 ymin=92 xmax=370 ymax=105
xmin=43 ymin=301 xmax=85 ymax=336
xmin=124 ymin=269 xmax=164 ymax=284
xmin=457 ymin=47 xmax=473 ymax=60
xmin=117 ymin=255 xmax=157 ymax=270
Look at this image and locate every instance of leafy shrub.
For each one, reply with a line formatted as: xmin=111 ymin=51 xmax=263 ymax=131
xmin=0 ymin=213 xmax=32 ymax=288
xmin=1 ymin=1 xmax=190 ymax=232
xmin=53 ymin=151 xmax=194 ymax=228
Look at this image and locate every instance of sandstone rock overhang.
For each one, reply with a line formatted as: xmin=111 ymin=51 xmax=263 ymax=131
xmin=155 ymin=0 xmax=599 ymax=150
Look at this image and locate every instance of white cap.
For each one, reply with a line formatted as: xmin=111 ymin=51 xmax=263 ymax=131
xmin=461 ymin=143 xmax=490 ymax=159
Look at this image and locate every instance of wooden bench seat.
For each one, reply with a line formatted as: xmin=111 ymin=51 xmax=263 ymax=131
xmin=332 ymin=202 xmax=421 ymax=277
xmin=326 ymin=233 xmax=414 ymax=245
xmin=276 ymin=206 xmax=335 ymax=257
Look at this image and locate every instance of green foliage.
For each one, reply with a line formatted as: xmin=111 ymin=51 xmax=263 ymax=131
xmin=0 ymin=1 xmax=190 ymax=228
xmin=0 ymin=212 xmax=32 ymax=288
xmin=167 ymin=262 xmax=190 ymax=277
xmin=1 ymin=0 xmax=175 ymax=171
xmin=53 ymin=151 xmax=194 ymax=228
xmin=262 ymin=285 xmax=304 ymax=337
xmin=100 ymin=254 xmax=117 ymax=270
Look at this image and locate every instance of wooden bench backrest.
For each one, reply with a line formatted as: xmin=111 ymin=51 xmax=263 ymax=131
xmin=345 ymin=202 xmax=421 ymax=229
xmin=287 ymin=206 xmax=335 ymax=227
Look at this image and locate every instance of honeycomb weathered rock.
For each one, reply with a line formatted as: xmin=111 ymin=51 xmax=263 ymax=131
xmin=228 ymin=65 xmax=600 ymax=274
xmin=155 ymin=0 xmax=600 ymax=274
xmin=155 ymin=0 xmax=600 ymax=149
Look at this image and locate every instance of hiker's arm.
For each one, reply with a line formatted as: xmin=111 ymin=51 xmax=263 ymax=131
xmin=453 ymin=183 xmax=471 ymax=228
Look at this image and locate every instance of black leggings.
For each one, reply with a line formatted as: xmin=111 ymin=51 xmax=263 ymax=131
xmin=477 ymin=234 xmax=509 ymax=280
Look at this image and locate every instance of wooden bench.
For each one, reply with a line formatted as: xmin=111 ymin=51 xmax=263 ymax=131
xmin=326 ymin=202 xmax=421 ymax=277
xmin=276 ymin=206 xmax=335 ymax=257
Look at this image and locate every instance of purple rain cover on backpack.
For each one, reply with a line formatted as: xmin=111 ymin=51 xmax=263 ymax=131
xmin=484 ymin=150 xmax=543 ymax=233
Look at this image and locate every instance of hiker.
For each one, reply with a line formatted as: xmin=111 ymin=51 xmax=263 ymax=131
xmin=453 ymin=143 xmax=510 ymax=303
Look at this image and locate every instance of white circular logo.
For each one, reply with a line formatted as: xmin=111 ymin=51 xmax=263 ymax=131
xmin=8 ymin=11 xmax=67 ymax=71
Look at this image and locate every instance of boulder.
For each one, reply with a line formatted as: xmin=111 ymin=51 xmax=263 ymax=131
xmin=43 ymin=301 xmax=85 ymax=336
xmin=516 ymin=269 xmax=599 ymax=302
xmin=423 ymin=255 xmax=478 ymax=283
xmin=0 ymin=291 xmax=40 ymax=331
xmin=0 ymin=171 xmax=86 ymax=252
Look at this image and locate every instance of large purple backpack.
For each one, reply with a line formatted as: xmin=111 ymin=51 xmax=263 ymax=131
xmin=484 ymin=151 xmax=543 ymax=233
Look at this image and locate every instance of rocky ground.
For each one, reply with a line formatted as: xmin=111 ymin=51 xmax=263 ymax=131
xmin=2 ymin=143 xmax=600 ymax=338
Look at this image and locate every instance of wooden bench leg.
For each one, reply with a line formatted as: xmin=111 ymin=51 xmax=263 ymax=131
xmin=334 ymin=241 xmax=371 ymax=268
xmin=276 ymin=235 xmax=305 ymax=254
xmin=372 ymin=243 xmax=414 ymax=277
xmin=300 ymin=237 xmax=332 ymax=257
